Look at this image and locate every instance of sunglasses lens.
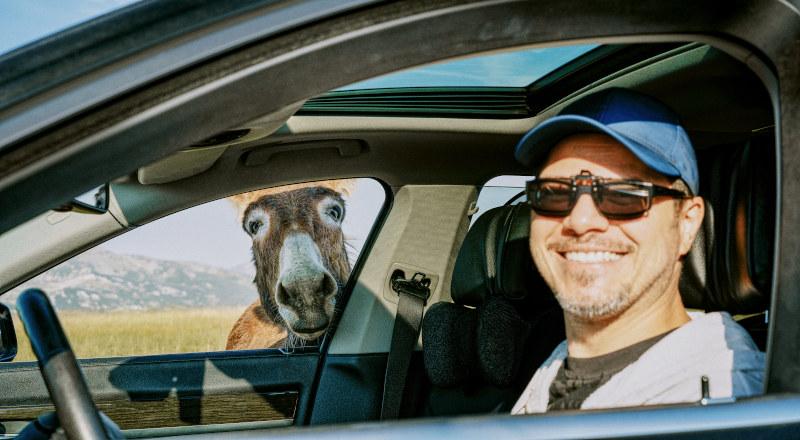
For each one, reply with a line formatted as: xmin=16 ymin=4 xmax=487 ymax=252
xmin=529 ymin=181 xmax=573 ymax=215
xmin=598 ymin=183 xmax=650 ymax=217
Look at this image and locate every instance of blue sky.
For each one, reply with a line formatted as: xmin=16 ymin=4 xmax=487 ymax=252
xmin=339 ymin=45 xmax=596 ymax=89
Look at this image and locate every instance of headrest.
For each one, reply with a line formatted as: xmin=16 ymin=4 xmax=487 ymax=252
xmin=451 ymin=204 xmax=548 ymax=308
xmin=426 ymin=203 xmax=558 ymax=390
xmin=679 ymin=136 xmax=773 ymax=313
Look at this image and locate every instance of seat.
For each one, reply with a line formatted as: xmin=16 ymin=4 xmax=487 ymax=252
xmin=680 ymin=132 xmax=774 ymax=349
xmin=421 ymin=203 xmax=564 ymax=415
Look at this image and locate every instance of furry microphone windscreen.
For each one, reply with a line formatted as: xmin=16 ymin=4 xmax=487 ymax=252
xmin=477 ymin=296 xmax=531 ymax=386
xmin=422 ymin=302 xmax=479 ymax=387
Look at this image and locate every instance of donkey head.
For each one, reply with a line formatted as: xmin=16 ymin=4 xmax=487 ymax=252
xmin=241 ymin=186 xmax=351 ymax=342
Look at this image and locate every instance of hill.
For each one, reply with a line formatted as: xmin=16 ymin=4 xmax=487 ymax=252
xmin=2 ymin=248 xmax=258 ymax=310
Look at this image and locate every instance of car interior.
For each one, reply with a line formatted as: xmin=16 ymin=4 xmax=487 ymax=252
xmin=0 ymin=1 xmax=790 ymax=437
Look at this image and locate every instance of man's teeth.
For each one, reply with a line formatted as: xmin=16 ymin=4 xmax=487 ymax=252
xmin=564 ymin=251 xmax=622 ymax=263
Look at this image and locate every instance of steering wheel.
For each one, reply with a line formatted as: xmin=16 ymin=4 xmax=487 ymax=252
xmin=16 ymin=288 xmax=118 ymax=440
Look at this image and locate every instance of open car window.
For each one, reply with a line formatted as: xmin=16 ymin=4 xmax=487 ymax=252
xmin=471 ymin=175 xmax=532 ymax=227
xmin=2 ymin=178 xmax=385 ymax=360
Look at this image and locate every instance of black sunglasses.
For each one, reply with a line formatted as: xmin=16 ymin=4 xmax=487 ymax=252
xmin=525 ymin=170 xmax=689 ymax=220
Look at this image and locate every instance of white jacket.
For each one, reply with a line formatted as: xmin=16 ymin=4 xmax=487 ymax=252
xmin=512 ymin=312 xmax=764 ymax=414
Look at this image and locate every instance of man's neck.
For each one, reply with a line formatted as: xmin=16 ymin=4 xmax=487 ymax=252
xmin=564 ymin=285 xmax=690 ymax=358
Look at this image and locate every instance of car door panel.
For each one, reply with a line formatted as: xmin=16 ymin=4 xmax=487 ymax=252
xmin=0 ymin=350 xmax=319 ymax=435
xmin=310 ymin=353 xmax=387 ymax=425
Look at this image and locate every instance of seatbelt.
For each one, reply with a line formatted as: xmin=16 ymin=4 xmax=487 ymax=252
xmin=380 ymin=272 xmax=431 ymax=420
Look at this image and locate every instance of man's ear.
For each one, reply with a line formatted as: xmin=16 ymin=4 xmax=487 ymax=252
xmin=678 ymin=196 xmax=705 ymax=256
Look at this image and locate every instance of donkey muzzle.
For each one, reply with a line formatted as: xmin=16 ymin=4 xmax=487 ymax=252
xmin=275 ymin=233 xmax=339 ymax=337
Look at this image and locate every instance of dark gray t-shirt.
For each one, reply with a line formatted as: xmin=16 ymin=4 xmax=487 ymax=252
xmin=547 ymin=331 xmax=673 ymax=411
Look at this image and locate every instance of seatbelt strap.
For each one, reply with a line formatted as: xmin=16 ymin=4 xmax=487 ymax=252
xmin=380 ymin=272 xmax=431 ymax=420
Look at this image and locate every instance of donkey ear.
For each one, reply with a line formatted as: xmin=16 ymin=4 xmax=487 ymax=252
xmin=228 ymin=193 xmax=253 ymax=207
xmin=321 ymin=179 xmax=357 ymax=197
xmin=228 ymin=192 xmax=261 ymax=222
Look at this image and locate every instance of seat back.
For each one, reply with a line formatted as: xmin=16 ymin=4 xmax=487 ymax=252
xmin=421 ymin=204 xmax=563 ymax=415
xmin=680 ymin=133 xmax=775 ymax=348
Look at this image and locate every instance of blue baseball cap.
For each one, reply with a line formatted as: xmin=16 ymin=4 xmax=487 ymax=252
xmin=515 ymin=88 xmax=699 ymax=194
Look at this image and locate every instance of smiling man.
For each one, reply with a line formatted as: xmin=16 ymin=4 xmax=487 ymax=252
xmin=511 ymin=88 xmax=764 ymax=413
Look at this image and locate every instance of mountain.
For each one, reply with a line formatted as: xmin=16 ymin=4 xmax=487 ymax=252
xmin=2 ymin=248 xmax=259 ymax=310
xmin=228 ymin=261 xmax=256 ymax=278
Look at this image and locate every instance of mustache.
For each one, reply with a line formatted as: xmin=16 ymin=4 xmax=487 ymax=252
xmin=547 ymin=235 xmax=635 ymax=253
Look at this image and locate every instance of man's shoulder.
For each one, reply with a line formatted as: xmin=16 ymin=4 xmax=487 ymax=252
xmin=577 ymin=312 xmax=764 ymax=407
xmin=513 ymin=313 xmax=766 ymax=414
xmin=632 ymin=311 xmax=764 ymax=393
xmin=681 ymin=311 xmax=762 ymax=355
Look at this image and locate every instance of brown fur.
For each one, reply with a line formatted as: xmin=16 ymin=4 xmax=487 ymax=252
xmin=226 ymin=180 xmax=354 ymax=350
xmin=225 ymin=303 xmax=287 ymax=349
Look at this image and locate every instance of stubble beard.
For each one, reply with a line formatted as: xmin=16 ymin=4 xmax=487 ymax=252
xmin=553 ymin=268 xmax=635 ymax=320
xmin=549 ymin=256 xmax=674 ymax=322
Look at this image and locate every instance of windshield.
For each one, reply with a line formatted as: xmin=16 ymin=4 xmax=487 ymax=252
xmin=338 ymin=44 xmax=597 ymax=90
xmin=0 ymin=0 xmax=141 ymax=56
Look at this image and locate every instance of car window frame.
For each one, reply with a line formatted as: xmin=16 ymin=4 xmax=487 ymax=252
xmin=1 ymin=177 xmax=392 ymax=362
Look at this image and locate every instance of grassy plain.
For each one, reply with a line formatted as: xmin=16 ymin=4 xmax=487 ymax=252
xmin=11 ymin=307 xmax=245 ymax=362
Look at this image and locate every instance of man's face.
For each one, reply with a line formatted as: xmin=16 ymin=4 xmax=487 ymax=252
xmin=530 ymin=133 xmax=699 ymax=321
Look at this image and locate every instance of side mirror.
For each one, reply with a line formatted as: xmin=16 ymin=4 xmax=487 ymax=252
xmin=53 ymin=183 xmax=109 ymax=214
xmin=0 ymin=303 xmax=17 ymax=362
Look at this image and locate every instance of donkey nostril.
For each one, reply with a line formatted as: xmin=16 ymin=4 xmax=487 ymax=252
xmin=322 ymin=272 xmax=338 ymax=297
xmin=276 ymin=283 xmax=291 ymax=305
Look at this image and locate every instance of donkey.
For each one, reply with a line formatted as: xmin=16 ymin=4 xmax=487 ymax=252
xmin=226 ymin=181 xmax=354 ymax=349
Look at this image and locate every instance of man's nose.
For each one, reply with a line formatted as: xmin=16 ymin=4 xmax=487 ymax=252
xmin=562 ymin=193 xmax=609 ymax=235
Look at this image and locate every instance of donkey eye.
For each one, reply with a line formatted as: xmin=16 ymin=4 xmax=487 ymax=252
xmin=326 ymin=205 xmax=343 ymax=222
xmin=248 ymin=220 xmax=263 ymax=235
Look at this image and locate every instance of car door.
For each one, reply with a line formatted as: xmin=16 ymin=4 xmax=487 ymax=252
xmin=0 ymin=177 xmax=389 ymax=436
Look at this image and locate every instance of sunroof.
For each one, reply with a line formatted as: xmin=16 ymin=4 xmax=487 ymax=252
xmin=338 ymin=44 xmax=598 ymax=90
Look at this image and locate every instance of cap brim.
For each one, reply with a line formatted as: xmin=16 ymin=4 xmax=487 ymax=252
xmin=514 ymin=115 xmax=682 ymax=179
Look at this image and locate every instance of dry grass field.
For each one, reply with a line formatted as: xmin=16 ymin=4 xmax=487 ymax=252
xmin=11 ymin=307 xmax=245 ymax=362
